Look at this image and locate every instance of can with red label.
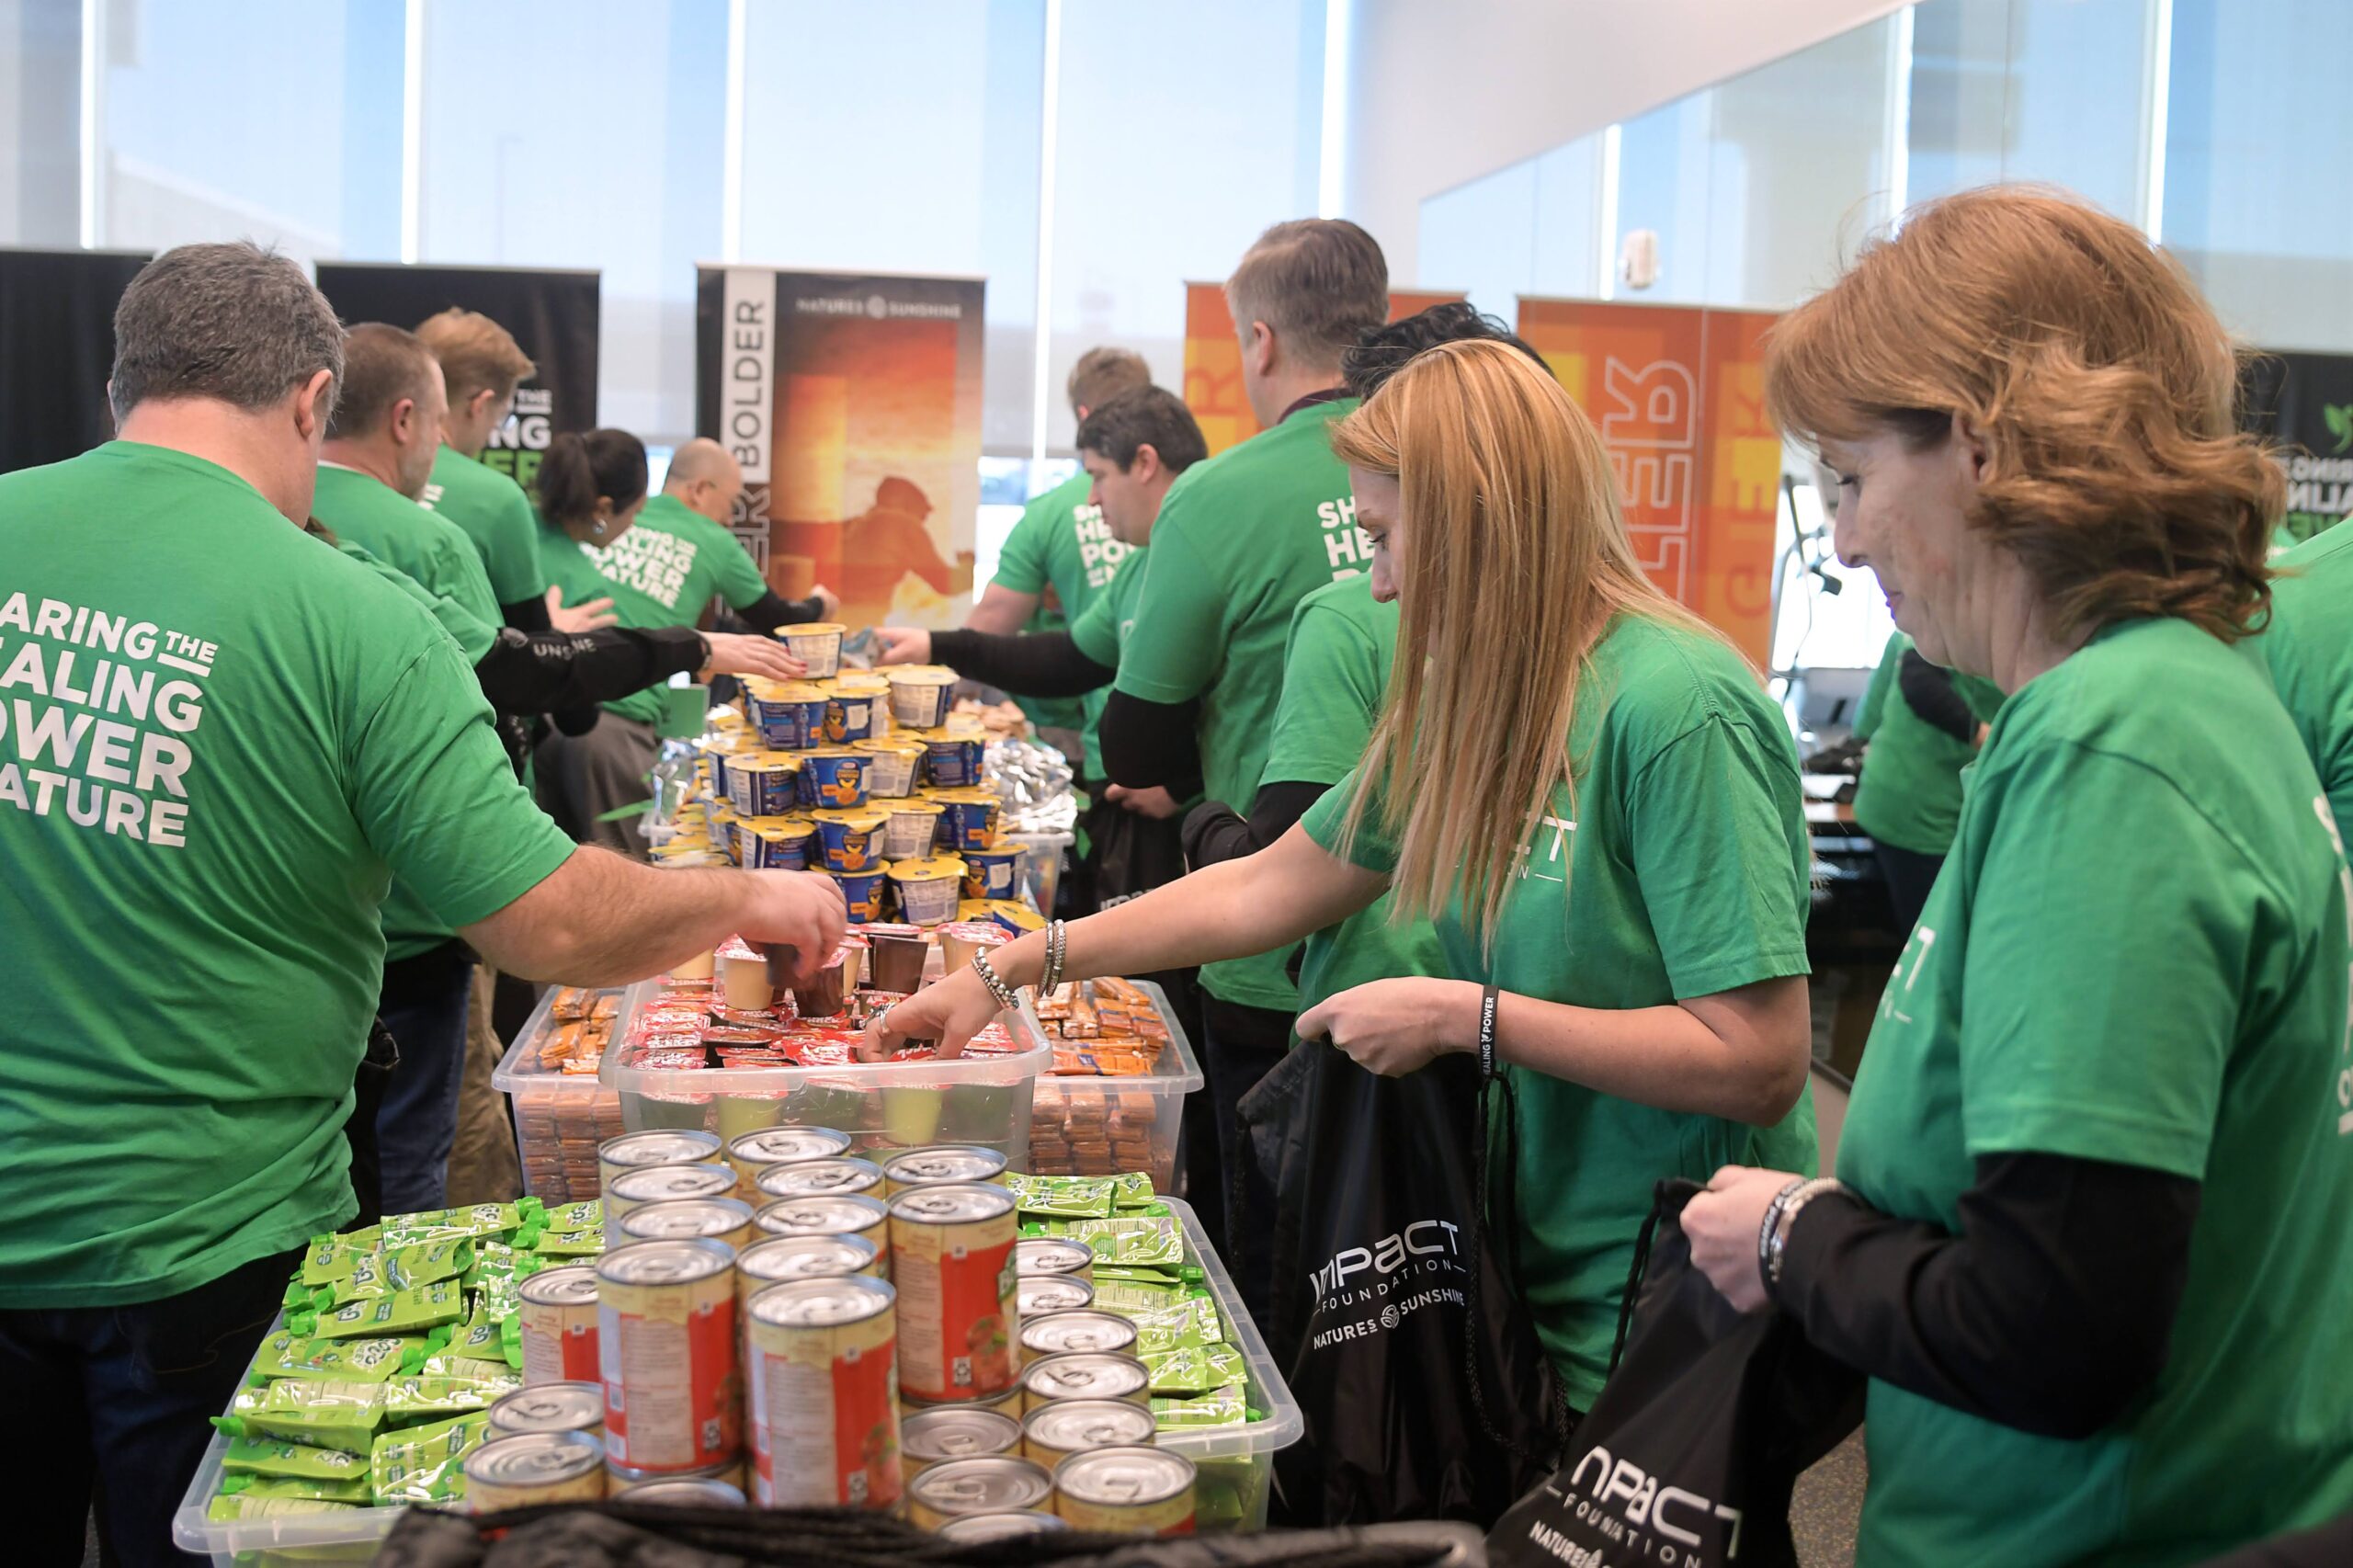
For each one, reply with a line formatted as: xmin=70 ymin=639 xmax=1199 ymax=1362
xmin=517 ymin=1265 xmax=602 ymax=1386
xmin=1052 ymin=1446 xmax=1196 ymax=1535
xmin=597 ymin=1239 xmax=741 ymax=1473
xmin=745 ymin=1276 xmax=903 ymax=1509
xmin=888 ymin=1184 xmax=1018 ymax=1403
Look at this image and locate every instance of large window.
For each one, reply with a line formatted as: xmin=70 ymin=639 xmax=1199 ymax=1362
xmin=0 ymin=0 xmax=79 ymax=246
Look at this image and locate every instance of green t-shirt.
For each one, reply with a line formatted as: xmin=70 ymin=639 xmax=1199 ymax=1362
xmin=1267 ymin=578 xmax=1447 ymax=1025
xmin=313 ymin=466 xmax=500 ymax=663
xmin=1837 ymin=617 xmax=2353 ymax=1565
xmin=420 ymin=444 xmax=545 ymax=609
xmin=1851 ymin=633 xmax=2006 ymax=857
xmin=995 ymin=471 xmax=1130 ymax=742
xmin=1304 ymin=611 xmax=1813 ymax=1406
xmin=328 ymin=539 xmax=495 ymax=660
xmin=544 ymin=494 xmax=769 ymax=726
xmin=0 ymin=442 xmax=574 ymax=1307
xmin=2263 ymin=524 xmax=2353 ymax=858
xmin=1116 ymin=397 xmax=1367 ymax=1009
xmin=1068 ymin=549 xmax=1153 ymax=780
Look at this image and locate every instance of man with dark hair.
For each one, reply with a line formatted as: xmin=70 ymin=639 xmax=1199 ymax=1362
xmin=0 ymin=243 xmax=845 ymax=1564
xmin=415 ymin=307 xmax=596 ymax=631
xmin=967 ymin=345 xmax=1153 ymax=775
xmin=1090 ymin=220 xmax=1387 ymax=1308
xmin=1337 ymin=300 xmax=1549 ymax=398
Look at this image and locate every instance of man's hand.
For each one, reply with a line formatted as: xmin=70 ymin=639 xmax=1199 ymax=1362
xmin=809 ymin=584 xmax=842 ymax=621
xmin=874 ymin=627 xmax=933 ymax=666
xmin=1105 ymin=783 xmax=1184 ymax=820
xmin=703 ymin=632 xmax=805 ymax=681
xmin=1683 ymin=1165 xmax=1805 ymax=1314
xmin=548 ymin=586 xmax=617 ymax=633
xmin=1296 ymin=977 xmax=1479 ymax=1077
xmin=737 ymin=872 xmax=848 ymax=986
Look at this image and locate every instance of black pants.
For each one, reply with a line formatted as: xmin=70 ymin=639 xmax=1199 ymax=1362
xmin=0 ymin=1245 xmax=304 ymax=1568
xmin=1875 ymin=841 xmax=1946 ymax=933
xmin=1199 ymin=994 xmax=1293 ymax=1335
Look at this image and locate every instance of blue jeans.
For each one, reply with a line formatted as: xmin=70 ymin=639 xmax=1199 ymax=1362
xmin=0 ymin=1244 xmax=302 ymax=1567
xmin=375 ymin=942 xmax=477 ymax=1216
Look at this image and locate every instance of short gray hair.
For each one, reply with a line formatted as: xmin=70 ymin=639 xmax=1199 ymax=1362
xmin=1226 ymin=219 xmax=1388 ymax=370
xmin=109 ymin=242 xmax=345 ymax=425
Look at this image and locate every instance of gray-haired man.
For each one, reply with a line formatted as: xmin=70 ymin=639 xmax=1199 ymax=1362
xmin=0 ymin=243 xmax=846 ymax=1565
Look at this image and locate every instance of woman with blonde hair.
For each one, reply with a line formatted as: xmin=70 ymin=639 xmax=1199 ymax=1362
xmin=1682 ymin=186 xmax=2353 ymax=1563
xmin=869 ymin=337 xmax=1817 ymax=1415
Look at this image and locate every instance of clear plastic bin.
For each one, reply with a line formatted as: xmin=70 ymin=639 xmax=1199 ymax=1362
xmin=1149 ymin=1196 xmax=1305 ymax=1533
xmin=1004 ymin=827 xmax=1075 ymax=914
xmin=600 ymin=981 xmax=1051 ymax=1166
xmin=1029 ymin=980 xmax=1204 ymax=1188
xmin=170 ymin=1198 xmax=1299 ymax=1554
xmin=490 ymin=984 xmax=626 ymax=1203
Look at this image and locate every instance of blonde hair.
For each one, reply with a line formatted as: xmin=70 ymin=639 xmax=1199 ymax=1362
xmin=1328 ymin=340 xmax=1729 ymax=946
xmin=415 ymin=307 xmax=536 ymax=403
xmin=1765 ymin=185 xmax=2279 ymax=642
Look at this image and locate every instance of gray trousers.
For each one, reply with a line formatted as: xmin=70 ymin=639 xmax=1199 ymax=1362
xmin=535 ymin=713 xmax=659 ymax=858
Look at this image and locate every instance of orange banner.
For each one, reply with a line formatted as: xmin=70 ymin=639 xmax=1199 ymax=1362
xmin=1514 ymin=299 xmax=1782 ymax=666
xmin=698 ymin=268 xmax=986 ymax=631
xmin=1182 ymin=285 xmax=1467 ymax=457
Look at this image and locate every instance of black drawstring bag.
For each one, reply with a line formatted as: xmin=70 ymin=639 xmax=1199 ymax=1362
xmin=1238 ymin=1043 xmax=1568 ymax=1528
xmin=1487 ymin=1179 xmax=1865 ymax=1568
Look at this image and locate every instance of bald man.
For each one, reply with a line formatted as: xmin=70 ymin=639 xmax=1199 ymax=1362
xmin=534 ymin=437 xmax=837 ymax=854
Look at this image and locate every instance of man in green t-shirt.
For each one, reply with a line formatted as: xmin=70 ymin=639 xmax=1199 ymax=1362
xmin=0 ymin=244 xmax=849 ymax=1565
xmin=534 ymin=437 xmax=835 ymax=857
xmin=1851 ymin=631 xmax=2005 ymax=927
xmin=1096 ymin=218 xmax=1390 ymax=1287
xmin=2262 ymin=522 xmax=2353 ymax=856
xmin=966 ymin=346 xmax=1151 ymax=772
xmin=415 ymin=307 xmax=587 ymax=631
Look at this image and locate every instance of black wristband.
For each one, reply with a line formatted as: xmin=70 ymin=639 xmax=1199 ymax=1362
xmin=1478 ymin=982 xmax=1501 ymax=1078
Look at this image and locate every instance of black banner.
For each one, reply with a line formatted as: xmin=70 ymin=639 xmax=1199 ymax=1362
xmin=2242 ymin=349 xmax=2353 ymax=545
xmin=314 ymin=262 xmax=600 ymax=494
xmin=0 ymin=249 xmax=153 ymax=474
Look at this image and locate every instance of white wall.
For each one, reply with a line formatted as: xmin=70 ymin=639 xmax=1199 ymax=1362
xmin=1342 ymin=0 xmax=1910 ymax=281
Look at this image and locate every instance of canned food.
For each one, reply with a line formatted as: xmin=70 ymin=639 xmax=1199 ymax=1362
xmin=889 ymin=1185 xmax=1019 ymax=1403
xmin=834 ymin=868 xmax=889 ymax=922
xmin=880 ymin=801 xmax=947 ymax=862
xmin=903 ymin=1456 xmax=1053 ymax=1531
xmin=619 ymin=1198 xmax=757 ymax=1252
xmin=881 ymin=1146 xmax=1009 ymax=1198
xmin=887 ymin=668 xmax=959 ymax=731
xmin=959 ymin=845 xmax=1026 ymax=902
xmin=607 ymin=1164 xmax=740 ymax=1239
xmin=1015 ymin=1238 xmax=1095 ymax=1284
xmin=755 ymin=1156 xmax=884 ymax=1207
xmin=904 ymin=1382 xmax=1026 ymax=1421
xmin=517 ymin=1265 xmax=603 ymax=1387
xmin=746 ymin=1278 xmax=902 ymax=1509
xmin=853 ymin=738 xmax=926 ymax=798
xmin=598 ymin=1130 xmax=722 ymax=1197
xmin=618 ymin=1477 xmax=746 ymax=1506
xmin=607 ymin=1457 xmax=745 ymax=1494
xmin=1020 ymin=1353 xmax=1153 ymax=1413
xmin=463 ymin=1431 xmax=607 ymax=1511
xmin=1017 ymin=1310 xmax=1140 ymax=1368
xmin=901 ymin=1405 xmax=1021 ymax=1478
xmin=1053 ymin=1446 xmax=1196 ymax=1535
xmin=888 ymin=856 xmax=967 ymax=926
xmin=488 ymin=1381 xmax=604 ymax=1438
xmin=736 ymin=1233 xmax=883 ymax=1302
xmin=1016 ymin=1277 xmax=1097 ymax=1319
xmin=936 ymin=1510 xmax=1071 ymax=1542
xmin=915 ymin=729 xmax=985 ymax=789
xmin=1022 ymin=1399 xmax=1156 ymax=1469
xmin=725 ymin=1126 xmax=852 ymax=1193
xmin=755 ymin=1193 xmax=892 ymax=1273
xmin=805 ymin=751 xmax=873 ymax=811
xmin=596 ymin=1239 xmax=741 ymax=1473
xmin=781 ymin=623 xmax=847 ymax=681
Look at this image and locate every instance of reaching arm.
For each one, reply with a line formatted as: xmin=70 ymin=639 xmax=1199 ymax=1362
xmin=471 ymin=627 xmax=801 ymax=715
xmin=864 ymin=824 xmax=1386 ymax=1056
xmin=928 ymin=629 xmax=1116 ymax=699
xmin=1183 ymin=779 xmax=1329 ymax=869
xmin=461 ymin=848 xmax=847 ymax=988
xmin=733 ymin=589 xmax=833 ymax=634
xmin=1099 ymin=689 xmax=1205 ymax=789
xmin=964 ymin=582 xmax=1043 ymax=635
xmin=501 ymin=595 xmax=552 ymax=633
